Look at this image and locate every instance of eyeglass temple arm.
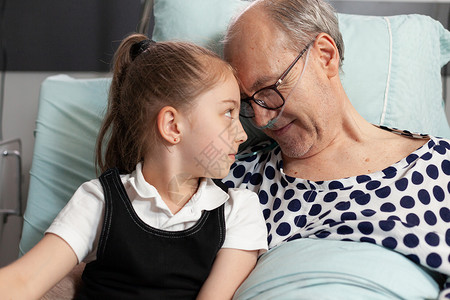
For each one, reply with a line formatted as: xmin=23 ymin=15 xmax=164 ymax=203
xmin=277 ymin=42 xmax=313 ymax=85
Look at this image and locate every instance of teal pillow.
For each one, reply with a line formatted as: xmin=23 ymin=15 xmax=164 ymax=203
xmin=19 ymin=75 xmax=110 ymax=255
xmin=338 ymin=13 xmax=450 ymax=138
xmin=152 ymin=0 xmax=249 ymax=56
xmin=152 ymin=1 xmax=450 ymax=138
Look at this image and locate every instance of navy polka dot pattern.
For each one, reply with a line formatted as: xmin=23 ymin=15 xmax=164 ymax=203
xmin=224 ymin=133 xmax=450 ymax=287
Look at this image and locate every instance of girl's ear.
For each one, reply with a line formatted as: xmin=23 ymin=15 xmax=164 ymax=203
xmin=157 ymin=106 xmax=182 ymax=144
xmin=314 ymin=33 xmax=339 ymax=78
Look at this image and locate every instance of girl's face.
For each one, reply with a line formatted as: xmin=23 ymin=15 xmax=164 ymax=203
xmin=181 ymin=72 xmax=248 ymax=179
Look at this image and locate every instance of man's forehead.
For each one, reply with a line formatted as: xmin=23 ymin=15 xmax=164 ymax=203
xmin=226 ymin=6 xmax=293 ymax=93
xmin=231 ymin=42 xmax=291 ymax=94
xmin=228 ymin=43 xmax=284 ymax=91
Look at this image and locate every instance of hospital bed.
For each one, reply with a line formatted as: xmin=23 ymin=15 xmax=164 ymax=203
xmin=18 ymin=0 xmax=450 ymax=298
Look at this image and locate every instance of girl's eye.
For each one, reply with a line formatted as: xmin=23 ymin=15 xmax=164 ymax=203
xmin=225 ymin=109 xmax=233 ymax=118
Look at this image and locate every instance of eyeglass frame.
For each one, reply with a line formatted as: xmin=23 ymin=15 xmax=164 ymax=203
xmin=240 ymin=40 xmax=314 ymax=118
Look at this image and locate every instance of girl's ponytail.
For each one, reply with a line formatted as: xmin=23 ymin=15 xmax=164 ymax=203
xmin=110 ymin=34 xmax=148 ymax=102
xmin=96 ymin=34 xmax=148 ymax=174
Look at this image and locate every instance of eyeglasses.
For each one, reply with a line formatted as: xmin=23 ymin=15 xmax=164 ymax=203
xmin=240 ymin=41 xmax=313 ymax=118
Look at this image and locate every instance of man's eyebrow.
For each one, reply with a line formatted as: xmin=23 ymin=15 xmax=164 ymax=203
xmin=249 ymin=76 xmax=276 ymax=93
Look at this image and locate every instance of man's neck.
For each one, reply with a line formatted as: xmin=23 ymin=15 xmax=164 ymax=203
xmin=281 ymin=121 xmax=428 ymax=181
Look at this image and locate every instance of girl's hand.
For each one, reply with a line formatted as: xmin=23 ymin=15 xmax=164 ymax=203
xmin=197 ymin=248 xmax=258 ymax=300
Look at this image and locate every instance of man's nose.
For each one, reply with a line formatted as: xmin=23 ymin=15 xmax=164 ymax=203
xmin=251 ymin=102 xmax=279 ymax=128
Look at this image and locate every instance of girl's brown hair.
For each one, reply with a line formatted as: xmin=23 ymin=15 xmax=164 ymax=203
xmin=96 ymin=33 xmax=234 ymax=174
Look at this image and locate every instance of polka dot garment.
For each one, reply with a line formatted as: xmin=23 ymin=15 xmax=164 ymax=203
xmin=224 ymin=132 xmax=450 ymax=281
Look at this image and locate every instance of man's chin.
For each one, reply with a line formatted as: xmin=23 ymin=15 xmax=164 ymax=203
xmin=276 ymin=137 xmax=311 ymax=159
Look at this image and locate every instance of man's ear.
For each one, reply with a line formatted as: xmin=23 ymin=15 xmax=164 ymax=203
xmin=314 ymin=33 xmax=340 ymax=78
xmin=157 ymin=106 xmax=182 ymax=144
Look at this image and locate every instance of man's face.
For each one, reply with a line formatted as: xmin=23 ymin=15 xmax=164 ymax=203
xmin=225 ymin=8 xmax=335 ymax=159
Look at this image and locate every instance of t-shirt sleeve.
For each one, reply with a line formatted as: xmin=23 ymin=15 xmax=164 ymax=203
xmin=45 ymin=179 xmax=104 ymax=264
xmin=222 ymin=188 xmax=268 ymax=253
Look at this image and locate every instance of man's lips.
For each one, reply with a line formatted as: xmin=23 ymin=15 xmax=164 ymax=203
xmin=269 ymin=121 xmax=293 ymax=135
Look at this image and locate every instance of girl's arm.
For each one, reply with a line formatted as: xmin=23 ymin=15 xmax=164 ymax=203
xmin=41 ymin=262 xmax=85 ymax=300
xmin=0 ymin=233 xmax=78 ymax=300
xmin=196 ymin=248 xmax=258 ymax=300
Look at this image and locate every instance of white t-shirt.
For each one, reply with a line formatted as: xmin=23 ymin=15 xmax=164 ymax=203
xmin=46 ymin=163 xmax=268 ymax=263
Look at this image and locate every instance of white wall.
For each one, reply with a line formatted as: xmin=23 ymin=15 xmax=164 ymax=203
xmin=0 ymin=2 xmax=450 ymax=267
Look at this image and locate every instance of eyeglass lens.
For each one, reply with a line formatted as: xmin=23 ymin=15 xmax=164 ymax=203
xmin=241 ymin=88 xmax=284 ymax=118
xmin=240 ymin=40 xmax=313 ymax=119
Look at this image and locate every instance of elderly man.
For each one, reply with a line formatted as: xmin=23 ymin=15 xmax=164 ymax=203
xmin=222 ymin=0 xmax=450 ymax=298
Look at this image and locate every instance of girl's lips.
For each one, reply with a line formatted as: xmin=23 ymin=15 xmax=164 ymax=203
xmin=228 ymin=154 xmax=237 ymax=160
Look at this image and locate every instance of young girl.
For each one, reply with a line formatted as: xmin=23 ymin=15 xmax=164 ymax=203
xmin=0 ymin=34 xmax=267 ymax=299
